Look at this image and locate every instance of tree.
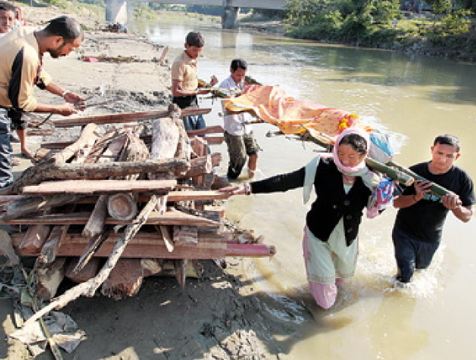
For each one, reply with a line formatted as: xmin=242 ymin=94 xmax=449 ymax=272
xmin=426 ymin=0 xmax=453 ymax=14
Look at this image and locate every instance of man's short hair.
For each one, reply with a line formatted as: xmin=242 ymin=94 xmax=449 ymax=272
xmin=230 ymin=58 xmax=247 ymax=72
xmin=44 ymin=16 xmax=83 ymax=42
xmin=434 ymin=134 xmax=460 ymax=152
xmin=0 ymin=1 xmax=16 ymax=13
xmin=185 ymin=31 xmax=204 ymax=47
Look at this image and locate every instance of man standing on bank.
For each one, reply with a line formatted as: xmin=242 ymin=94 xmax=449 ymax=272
xmin=392 ymin=134 xmax=474 ymax=283
xmin=0 ymin=16 xmax=85 ymax=188
xmin=219 ymin=59 xmax=259 ymax=180
xmin=171 ymin=31 xmax=217 ymax=131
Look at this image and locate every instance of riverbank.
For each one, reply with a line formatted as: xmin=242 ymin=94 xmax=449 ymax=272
xmin=240 ymin=12 xmax=476 ymax=63
xmin=172 ymin=7 xmax=476 ymax=63
xmin=0 ymin=4 xmax=309 ymax=359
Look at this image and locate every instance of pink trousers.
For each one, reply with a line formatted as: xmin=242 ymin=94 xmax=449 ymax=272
xmin=303 ymin=230 xmax=344 ymax=309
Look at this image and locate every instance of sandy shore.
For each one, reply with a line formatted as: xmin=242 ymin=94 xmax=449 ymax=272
xmin=0 ymin=4 xmax=307 ymax=360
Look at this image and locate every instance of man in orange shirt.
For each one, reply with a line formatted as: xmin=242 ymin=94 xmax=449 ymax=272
xmin=171 ymin=31 xmax=217 ymax=130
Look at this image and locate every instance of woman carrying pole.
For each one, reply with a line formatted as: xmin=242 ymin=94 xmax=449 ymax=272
xmin=221 ymin=127 xmax=381 ymax=309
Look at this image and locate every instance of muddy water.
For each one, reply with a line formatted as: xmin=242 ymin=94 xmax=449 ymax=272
xmin=143 ymin=17 xmax=476 ymax=359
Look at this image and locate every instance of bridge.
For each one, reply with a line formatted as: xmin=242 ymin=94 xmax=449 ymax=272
xmin=106 ymin=0 xmax=286 ymax=29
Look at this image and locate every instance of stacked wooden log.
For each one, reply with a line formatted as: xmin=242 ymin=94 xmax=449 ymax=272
xmin=1 ymin=106 xmax=275 ymax=304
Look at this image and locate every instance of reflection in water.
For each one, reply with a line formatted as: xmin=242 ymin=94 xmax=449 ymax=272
xmin=369 ymin=294 xmax=429 ymax=359
xmin=141 ymin=16 xmax=476 ymax=359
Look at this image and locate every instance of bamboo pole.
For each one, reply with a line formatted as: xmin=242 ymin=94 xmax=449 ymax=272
xmin=388 ymin=161 xmax=451 ymax=196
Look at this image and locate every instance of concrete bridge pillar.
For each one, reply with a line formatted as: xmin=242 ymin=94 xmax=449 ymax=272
xmin=106 ymin=0 xmax=128 ymax=25
xmin=222 ymin=0 xmax=239 ymax=29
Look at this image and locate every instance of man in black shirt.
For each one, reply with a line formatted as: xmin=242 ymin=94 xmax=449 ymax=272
xmin=392 ymin=134 xmax=474 ymax=283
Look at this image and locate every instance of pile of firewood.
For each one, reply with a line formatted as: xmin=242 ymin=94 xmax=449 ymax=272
xmin=0 ymin=105 xmax=275 ymax=307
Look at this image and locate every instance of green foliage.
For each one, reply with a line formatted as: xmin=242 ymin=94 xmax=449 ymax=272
xmin=426 ymin=0 xmax=453 ymax=14
xmin=285 ymin=0 xmax=400 ymax=46
xmin=429 ymin=8 xmax=472 ymax=41
xmin=43 ymin=0 xmax=70 ymax=8
xmin=285 ymin=0 xmax=332 ymax=27
xmin=287 ymin=10 xmax=343 ymax=40
xmin=133 ymin=4 xmax=157 ymax=21
xmin=371 ymin=0 xmax=400 ymax=24
xmin=283 ymin=0 xmax=474 ymax=58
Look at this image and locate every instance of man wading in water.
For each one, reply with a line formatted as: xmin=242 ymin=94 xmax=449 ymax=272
xmin=392 ymin=134 xmax=474 ymax=284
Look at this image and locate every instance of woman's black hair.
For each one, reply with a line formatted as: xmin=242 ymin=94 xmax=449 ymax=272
xmin=338 ymin=133 xmax=367 ymax=155
xmin=44 ymin=16 xmax=83 ymax=42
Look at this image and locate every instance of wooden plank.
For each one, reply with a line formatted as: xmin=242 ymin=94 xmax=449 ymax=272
xmin=156 ymin=225 xmax=174 ymax=252
xmin=41 ymin=124 xmax=221 ymax=150
xmin=0 ymin=190 xmax=230 ymax=205
xmin=65 ymin=258 xmax=101 ymax=283
xmin=100 ymin=259 xmax=144 ymax=300
xmin=0 ymin=195 xmax=25 ymax=204
xmin=22 ymin=196 xmax=161 ymax=327
xmin=5 ymin=210 xmax=220 ymax=227
xmin=151 ymin=117 xmax=180 ymax=160
xmin=11 ymin=231 xmax=234 ymax=252
xmin=36 ymin=225 xmax=69 ymax=266
xmin=205 ymin=136 xmax=224 ymax=145
xmin=204 ymin=204 xmax=226 ymax=218
xmin=182 ymin=156 xmax=212 ymax=178
xmin=10 ymin=124 xmax=102 ymax=194
xmin=0 ymin=195 xmax=83 ymax=221
xmin=67 ymin=242 xmax=272 ymax=259
xmin=18 ymin=225 xmax=51 ymax=253
xmin=187 ymin=125 xmax=224 ymax=137
xmin=55 ymin=242 xmax=222 ymax=259
xmin=22 ymin=179 xmax=177 ymax=195
xmin=15 ymin=159 xmax=189 ymax=184
xmin=53 ymin=108 xmax=212 ymax=128
xmin=12 ymin=233 xmax=275 ymax=259
xmin=36 ymin=258 xmax=66 ymax=300
xmin=107 ymin=193 xmax=137 ymax=220
xmin=14 ymin=230 xmax=233 ymax=245
xmin=167 ymin=190 xmax=228 ymax=202
xmin=52 ymin=123 xmax=100 ymax=164
xmin=173 ymin=225 xmax=198 ymax=246
xmin=141 ymin=259 xmax=162 ymax=277
xmin=82 ymin=195 xmax=108 ymax=239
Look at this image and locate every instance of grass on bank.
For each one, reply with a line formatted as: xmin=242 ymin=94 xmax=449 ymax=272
xmin=24 ymin=0 xmax=105 ymax=26
xmin=284 ymin=9 xmax=475 ymax=61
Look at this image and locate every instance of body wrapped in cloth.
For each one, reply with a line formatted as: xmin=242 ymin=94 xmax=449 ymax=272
xmin=224 ymin=85 xmax=359 ymax=136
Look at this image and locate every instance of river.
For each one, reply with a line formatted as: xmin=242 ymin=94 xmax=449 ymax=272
xmin=140 ymin=15 xmax=476 ymax=360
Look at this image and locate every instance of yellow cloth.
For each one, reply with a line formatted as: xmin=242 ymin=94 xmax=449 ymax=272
xmin=224 ymin=85 xmax=359 ymax=136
